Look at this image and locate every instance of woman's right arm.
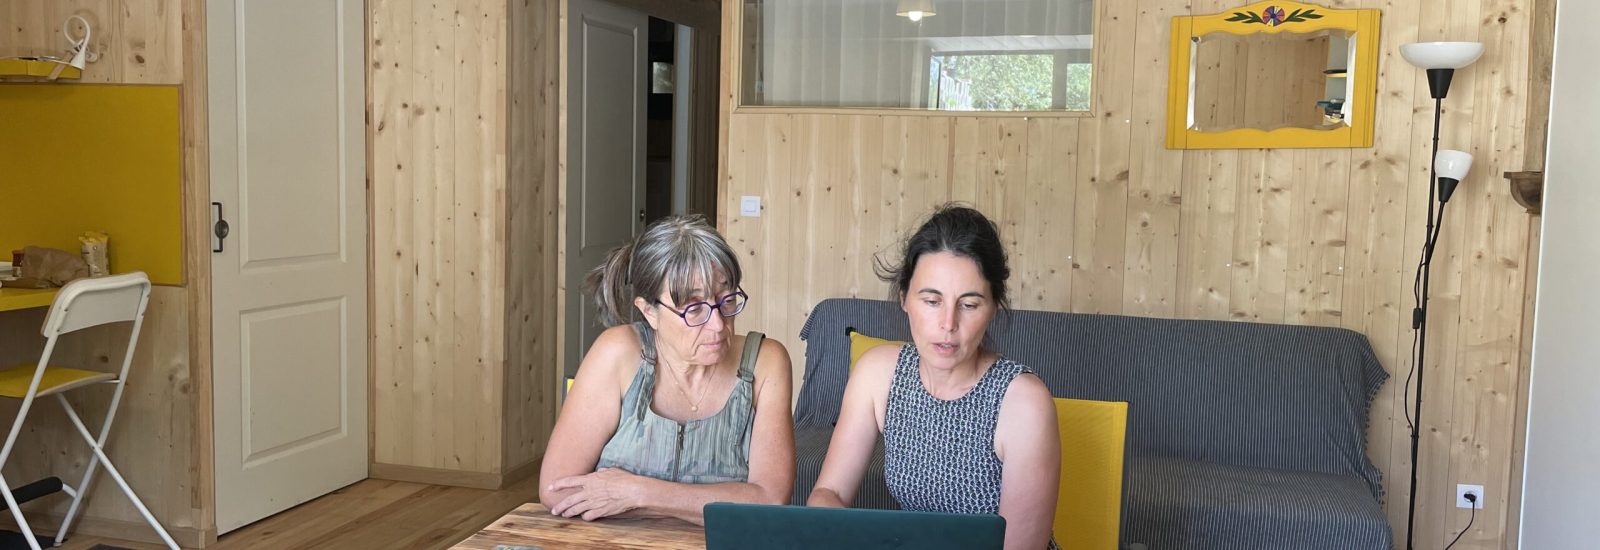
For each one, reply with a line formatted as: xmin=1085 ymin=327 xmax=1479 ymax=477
xmin=806 ymin=344 xmax=896 ymax=508
xmin=538 ymin=326 xmax=636 ymax=508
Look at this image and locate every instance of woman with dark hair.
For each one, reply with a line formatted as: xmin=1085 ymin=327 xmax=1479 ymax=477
xmin=808 ymin=204 xmax=1061 ymax=549
xmin=539 ymin=215 xmax=795 ymax=524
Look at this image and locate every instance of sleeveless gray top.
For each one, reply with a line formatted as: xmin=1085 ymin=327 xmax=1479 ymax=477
xmin=595 ymin=322 xmax=763 ymax=483
xmin=884 ymin=343 xmax=1035 ymax=514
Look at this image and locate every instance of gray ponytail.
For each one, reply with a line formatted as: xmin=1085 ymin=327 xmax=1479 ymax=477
xmin=583 ymin=214 xmax=743 ymax=328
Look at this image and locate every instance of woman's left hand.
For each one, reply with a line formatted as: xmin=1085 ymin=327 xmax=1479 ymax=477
xmin=548 ymin=468 xmax=648 ymax=521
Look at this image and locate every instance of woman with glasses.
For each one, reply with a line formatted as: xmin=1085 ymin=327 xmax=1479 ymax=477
xmin=538 ymin=215 xmax=795 ymax=524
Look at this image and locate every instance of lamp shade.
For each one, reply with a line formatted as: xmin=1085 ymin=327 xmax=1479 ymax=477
xmin=896 ymin=0 xmax=935 ymax=21
xmin=1436 ymin=149 xmax=1474 ymax=180
xmin=1400 ymin=42 xmax=1485 ymax=70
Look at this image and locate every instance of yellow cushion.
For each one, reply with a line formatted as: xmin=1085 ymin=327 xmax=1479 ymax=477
xmin=0 ymin=364 xmax=116 ymax=398
xmin=847 ymin=331 xmax=904 ymax=371
xmin=1054 ymin=398 xmax=1129 ymax=550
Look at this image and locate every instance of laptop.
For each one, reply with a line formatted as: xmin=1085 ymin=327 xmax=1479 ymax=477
xmin=703 ymin=503 xmax=1006 ymax=550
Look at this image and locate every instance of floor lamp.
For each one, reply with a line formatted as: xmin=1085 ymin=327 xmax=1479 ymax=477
xmin=1399 ymin=40 xmax=1484 ymax=550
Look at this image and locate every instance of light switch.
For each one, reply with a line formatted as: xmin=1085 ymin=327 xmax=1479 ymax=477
xmin=740 ymin=196 xmax=762 ymax=217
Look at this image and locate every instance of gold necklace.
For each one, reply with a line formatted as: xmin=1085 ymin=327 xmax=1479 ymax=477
xmin=661 ymin=355 xmax=714 ymax=412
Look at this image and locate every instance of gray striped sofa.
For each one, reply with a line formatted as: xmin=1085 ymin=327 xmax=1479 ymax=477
xmin=791 ymin=298 xmax=1392 ymax=550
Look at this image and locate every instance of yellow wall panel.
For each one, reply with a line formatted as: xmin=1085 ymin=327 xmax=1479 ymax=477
xmin=0 ymin=83 xmax=184 ymax=285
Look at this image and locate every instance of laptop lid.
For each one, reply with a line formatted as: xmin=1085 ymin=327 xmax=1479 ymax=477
xmin=703 ymin=503 xmax=1006 ymax=550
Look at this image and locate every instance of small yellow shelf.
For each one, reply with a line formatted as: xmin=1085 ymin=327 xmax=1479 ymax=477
xmin=0 ymin=287 xmax=59 ymax=313
xmin=0 ymin=59 xmax=81 ymax=80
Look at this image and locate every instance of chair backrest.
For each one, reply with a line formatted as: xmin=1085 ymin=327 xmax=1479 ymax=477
xmin=42 ymin=272 xmax=152 ymax=337
xmin=1054 ymin=398 xmax=1129 ymax=550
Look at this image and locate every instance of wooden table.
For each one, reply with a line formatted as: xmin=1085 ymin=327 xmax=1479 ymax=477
xmin=452 ymin=503 xmax=706 ymax=550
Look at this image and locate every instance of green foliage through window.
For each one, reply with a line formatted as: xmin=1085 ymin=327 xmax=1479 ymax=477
xmin=929 ymin=53 xmax=1091 ymax=111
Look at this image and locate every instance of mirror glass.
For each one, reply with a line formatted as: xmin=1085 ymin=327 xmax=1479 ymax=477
xmin=1188 ymin=29 xmax=1355 ymax=132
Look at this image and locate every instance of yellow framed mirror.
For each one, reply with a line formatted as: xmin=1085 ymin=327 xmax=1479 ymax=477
xmin=1167 ymin=1 xmax=1380 ymax=149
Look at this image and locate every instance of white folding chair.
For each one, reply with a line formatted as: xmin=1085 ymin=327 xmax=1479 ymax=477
xmin=0 ymin=273 xmax=177 ymax=549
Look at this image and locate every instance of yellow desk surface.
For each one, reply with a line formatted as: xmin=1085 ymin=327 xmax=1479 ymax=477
xmin=0 ymin=288 xmax=58 ymax=313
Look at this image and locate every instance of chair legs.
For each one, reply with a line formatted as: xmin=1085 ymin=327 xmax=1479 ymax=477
xmin=55 ymin=394 xmax=179 ymax=550
xmin=0 ymin=470 xmax=44 ymax=550
xmin=53 ymin=392 xmax=106 ymax=547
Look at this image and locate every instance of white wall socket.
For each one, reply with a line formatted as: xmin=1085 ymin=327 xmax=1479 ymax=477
xmin=1457 ymin=484 xmax=1485 ymax=509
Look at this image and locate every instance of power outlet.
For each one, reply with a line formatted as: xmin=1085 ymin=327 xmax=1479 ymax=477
xmin=1457 ymin=484 xmax=1485 ymax=509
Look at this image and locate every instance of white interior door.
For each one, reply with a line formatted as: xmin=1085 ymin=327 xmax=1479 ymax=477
xmin=566 ymin=0 xmax=648 ymax=376
xmin=208 ymin=0 xmax=368 ymax=534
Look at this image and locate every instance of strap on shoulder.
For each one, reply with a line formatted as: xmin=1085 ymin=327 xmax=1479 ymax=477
xmin=737 ymin=331 xmax=765 ymax=382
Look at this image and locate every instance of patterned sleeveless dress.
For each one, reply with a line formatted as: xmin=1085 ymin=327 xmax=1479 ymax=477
xmin=883 ymin=343 xmax=1059 ymax=549
xmin=594 ymin=322 xmax=763 ymax=483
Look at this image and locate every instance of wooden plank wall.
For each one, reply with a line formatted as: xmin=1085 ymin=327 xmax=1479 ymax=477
xmin=504 ymin=0 xmax=562 ymax=478
xmin=719 ymin=0 xmax=1547 ymax=547
xmin=369 ymin=0 xmax=515 ymax=480
xmin=0 ymin=0 xmax=210 ymax=545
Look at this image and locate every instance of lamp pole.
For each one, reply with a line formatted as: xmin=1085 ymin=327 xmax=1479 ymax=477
xmin=1397 ymin=42 xmax=1484 ymax=550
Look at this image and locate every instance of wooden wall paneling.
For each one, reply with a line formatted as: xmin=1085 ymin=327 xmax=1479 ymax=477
xmin=1446 ymin=0 xmax=1533 ymax=545
xmin=799 ymin=114 xmax=846 ymax=344
xmin=1177 ymin=0 xmax=1240 ymax=323
xmin=950 ymin=118 xmax=981 ymax=206
xmin=873 ymin=115 xmax=907 ymax=296
xmin=1020 ymin=118 xmax=1078 ymax=312
xmin=996 ymin=119 xmax=1031 ymax=294
xmin=724 ymin=114 xmax=771 ymax=348
xmin=1121 ymin=1 xmax=1188 ymax=318
xmin=1176 ymin=148 xmax=1238 ymax=321
xmin=370 ymin=0 xmax=416 ymax=470
xmin=417 ymin=0 xmax=456 ymax=473
xmin=716 ymin=0 xmax=739 ymax=213
xmin=372 ymin=0 xmax=515 ymax=480
xmin=504 ymin=0 xmax=562 ymax=476
xmin=537 ymin=0 xmax=564 ymax=466
xmin=769 ymin=113 xmax=800 ymax=378
xmin=1228 ymin=149 xmax=1291 ymax=323
xmin=1520 ymin=0 xmax=1556 ymax=173
xmin=1282 ymin=148 xmax=1351 ymax=328
xmin=1069 ymin=0 xmax=1136 ymax=315
xmin=901 ymin=116 xmax=953 ymax=234
xmin=953 ymin=118 xmax=1028 ymax=243
xmin=844 ymin=116 xmax=885 ymax=300
xmin=1382 ymin=0 xmax=1434 ymax=541
xmin=463 ymin=0 xmax=509 ymax=476
xmin=179 ymin=0 xmax=213 ymax=539
xmin=455 ymin=0 xmax=485 ymax=477
xmin=119 ymin=0 xmax=180 ymax=83
xmin=1344 ymin=1 xmax=1420 ymax=544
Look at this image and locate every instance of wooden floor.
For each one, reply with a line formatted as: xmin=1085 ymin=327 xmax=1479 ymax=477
xmin=59 ymin=475 xmax=540 ymax=550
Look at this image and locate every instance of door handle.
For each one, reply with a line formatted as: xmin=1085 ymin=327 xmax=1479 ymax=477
xmin=212 ymin=202 xmax=230 ymax=253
